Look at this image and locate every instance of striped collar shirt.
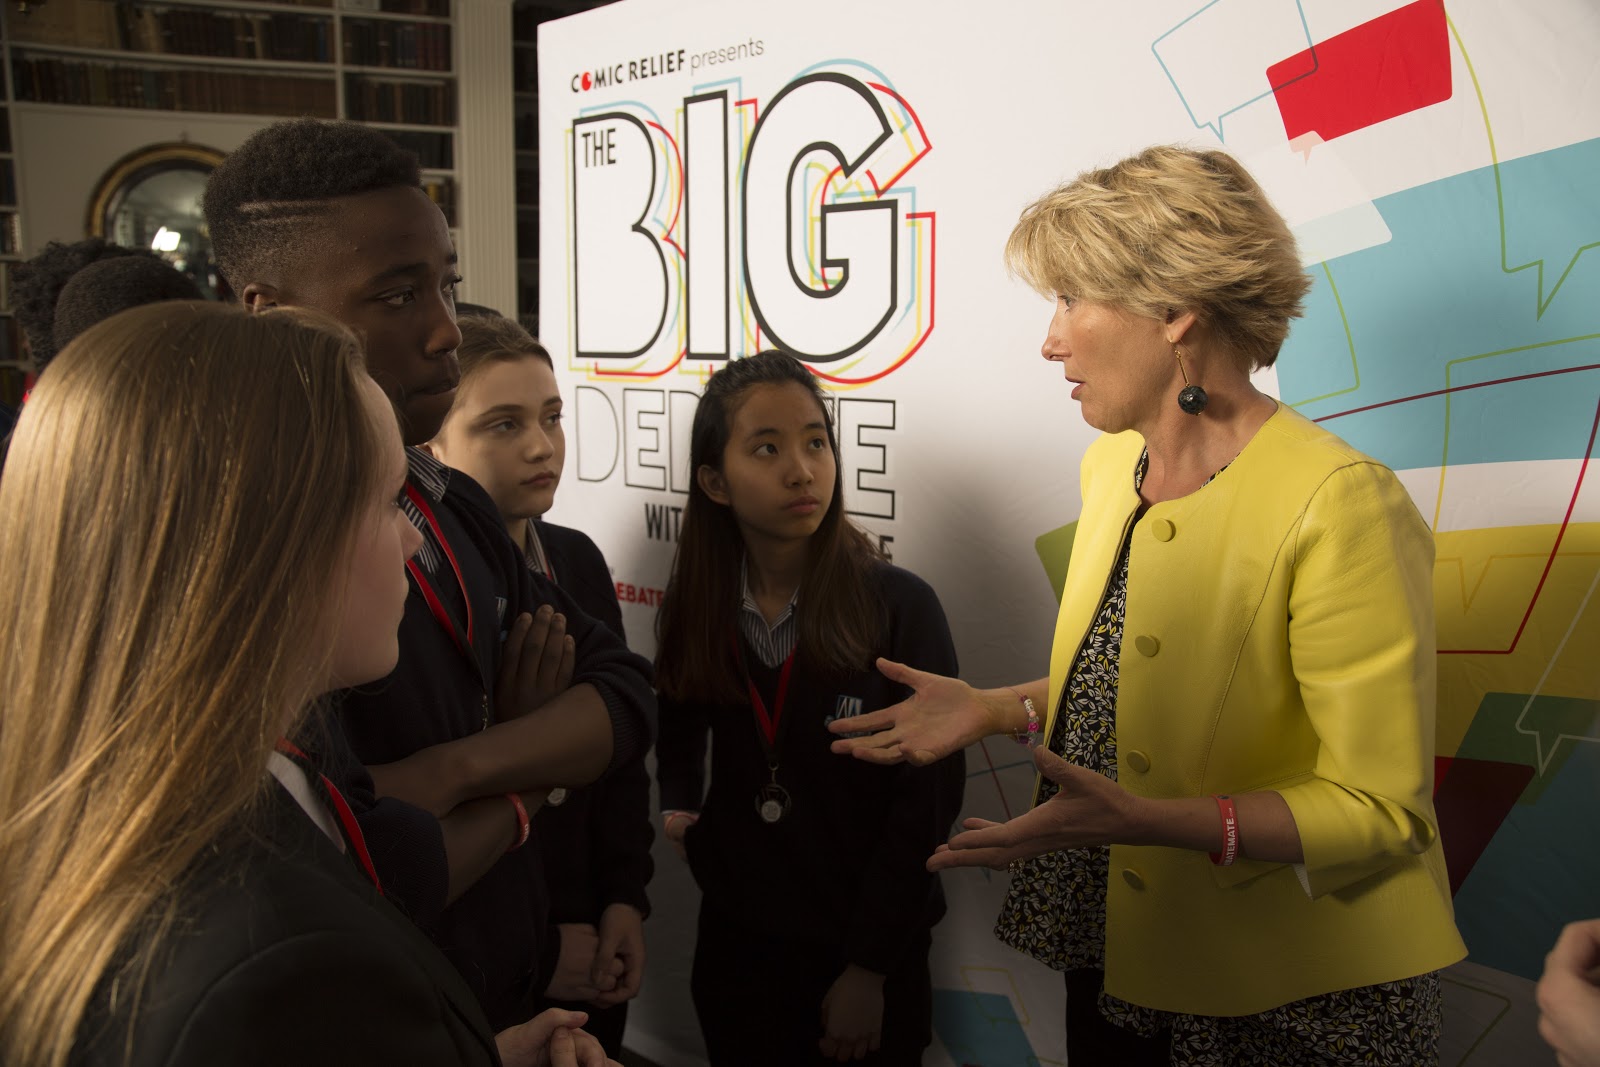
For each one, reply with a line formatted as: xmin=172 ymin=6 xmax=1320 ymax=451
xmin=401 ymin=445 xmax=452 ymax=577
xmin=737 ymin=558 xmax=799 ymax=668
xmin=521 ymin=519 xmax=554 ymax=581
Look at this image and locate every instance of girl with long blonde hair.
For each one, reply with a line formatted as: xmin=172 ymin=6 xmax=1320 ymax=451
xmin=0 ymin=301 xmax=610 ymax=1067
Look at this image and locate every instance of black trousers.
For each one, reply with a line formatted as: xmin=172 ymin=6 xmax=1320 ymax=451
xmin=690 ymin=898 xmax=932 ymax=1066
xmin=1064 ymin=968 xmax=1170 ymax=1065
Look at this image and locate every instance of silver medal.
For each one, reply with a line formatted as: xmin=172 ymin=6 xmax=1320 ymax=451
xmin=755 ymin=779 xmax=791 ymax=824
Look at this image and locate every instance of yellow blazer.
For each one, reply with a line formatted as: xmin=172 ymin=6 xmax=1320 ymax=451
xmin=1044 ymin=403 xmax=1466 ymax=1017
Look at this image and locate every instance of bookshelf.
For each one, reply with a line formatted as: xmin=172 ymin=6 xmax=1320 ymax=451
xmin=510 ymin=0 xmax=610 ymax=328
xmin=0 ymin=11 xmax=28 ymax=407
xmin=2 ymin=0 xmax=462 ymax=231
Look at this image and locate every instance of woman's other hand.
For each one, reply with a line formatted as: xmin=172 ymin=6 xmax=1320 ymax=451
xmin=1538 ymin=918 xmax=1600 ymax=1067
xmin=928 ymin=747 xmax=1142 ymax=870
xmin=828 ymin=658 xmax=1006 ymax=766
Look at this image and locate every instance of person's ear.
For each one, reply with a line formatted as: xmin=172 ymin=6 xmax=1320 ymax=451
xmin=239 ymin=282 xmax=281 ymax=314
xmin=697 ymin=464 xmax=730 ymax=506
xmin=1165 ymin=308 xmax=1200 ymax=346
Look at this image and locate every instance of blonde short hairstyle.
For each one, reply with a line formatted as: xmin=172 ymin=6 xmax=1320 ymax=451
xmin=1005 ymin=145 xmax=1311 ymax=370
xmin=0 ymin=301 xmax=385 ymax=1066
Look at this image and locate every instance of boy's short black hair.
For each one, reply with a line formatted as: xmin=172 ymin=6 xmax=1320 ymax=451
xmin=13 ymin=238 xmax=148 ymax=368
xmin=202 ymin=118 xmax=422 ymax=292
xmin=53 ymin=257 xmax=204 ymax=353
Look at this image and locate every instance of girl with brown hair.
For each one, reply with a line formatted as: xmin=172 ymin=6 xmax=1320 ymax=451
xmin=0 ymin=302 xmax=611 ymax=1067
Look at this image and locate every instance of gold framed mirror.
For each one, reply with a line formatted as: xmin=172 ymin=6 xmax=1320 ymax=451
xmin=86 ymin=142 xmax=227 ymax=300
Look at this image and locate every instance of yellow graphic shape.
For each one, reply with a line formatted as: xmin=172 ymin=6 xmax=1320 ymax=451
xmin=1034 ymin=520 xmax=1078 ymax=603
xmin=1435 ymin=521 xmax=1600 ymax=755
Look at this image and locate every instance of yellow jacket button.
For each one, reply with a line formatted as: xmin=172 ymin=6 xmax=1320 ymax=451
xmin=1134 ymin=635 xmax=1160 ymax=657
xmin=1122 ymin=868 xmax=1146 ymax=890
xmin=1123 ymin=750 xmax=1151 ymax=774
xmin=1152 ymin=518 xmax=1175 ymax=542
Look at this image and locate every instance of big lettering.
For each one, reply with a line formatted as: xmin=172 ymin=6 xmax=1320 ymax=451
xmin=566 ymin=65 xmax=934 ymax=383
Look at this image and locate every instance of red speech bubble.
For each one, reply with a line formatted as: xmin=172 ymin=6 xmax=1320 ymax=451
xmin=1268 ymin=0 xmax=1452 ymax=148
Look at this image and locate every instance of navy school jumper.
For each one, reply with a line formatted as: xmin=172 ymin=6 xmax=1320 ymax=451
xmin=656 ymin=562 xmax=965 ymax=977
xmin=72 ymin=781 xmax=502 ymax=1066
xmin=331 ymin=461 xmax=656 ymax=1031
xmin=528 ymin=519 xmax=654 ymax=925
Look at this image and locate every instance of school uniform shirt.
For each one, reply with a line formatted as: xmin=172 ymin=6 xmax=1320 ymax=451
xmin=655 ymin=561 xmax=965 ymax=976
xmin=525 ymin=519 xmax=654 ymax=924
xmin=333 ymin=448 xmax=656 ymax=1031
xmin=72 ymin=766 xmax=502 ymax=1067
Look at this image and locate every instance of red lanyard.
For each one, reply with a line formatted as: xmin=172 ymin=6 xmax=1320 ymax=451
xmin=745 ymin=648 xmax=796 ymax=751
xmin=404 ymin=482 xmax=474 ymax=659
xmin=274 ymin=740 xmax=383 ymax=896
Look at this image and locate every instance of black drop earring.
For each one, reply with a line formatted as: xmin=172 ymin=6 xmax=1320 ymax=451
xmin=1174 ymin=345 xmax=1208 ymax=415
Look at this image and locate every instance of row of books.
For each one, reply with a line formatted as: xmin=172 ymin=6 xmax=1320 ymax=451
xmin=0 ymin=213 xmax=19 ymax=257
xmin=13 ymin=57 xmax=338 ymax=118
xmin=373 ymin=0 xmax=450 ymax=17
xmin=0 ymin=261 xmax=14 ymax=313
xmin=344 ymin=76 xmax=454 ymax=126
xmin=344 ymin=18 xmax=451 ymax=71
xmin=384 ymin=128 xmax=453 ymax=170
xmin=10 ymin=2 xmax=335 ymax=64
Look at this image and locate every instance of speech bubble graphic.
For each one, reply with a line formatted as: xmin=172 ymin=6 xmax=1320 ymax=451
xmin=1152 ymin=0 xmax=1317 ymax=142
xmin=1494 ymin=136 xmax=1600 ymax=319
xmin=1268 ymin=0 xmax=1452 ymax=150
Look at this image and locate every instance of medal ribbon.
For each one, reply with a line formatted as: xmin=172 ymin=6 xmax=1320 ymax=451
xmin=744 ymin=647 xmax=796 ymax=754
xmin=274 ymin=740 xmax=383 ymax=896
xmin=404 ymin=482 xmax=475 ymax=661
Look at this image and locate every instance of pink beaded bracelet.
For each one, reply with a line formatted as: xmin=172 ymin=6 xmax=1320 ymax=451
xmin=1006 ymin=686 xmax=1040 ymax=748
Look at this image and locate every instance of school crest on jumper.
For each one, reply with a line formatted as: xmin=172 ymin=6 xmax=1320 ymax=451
xmin=825 ymin=695 xmax=868 ymax=738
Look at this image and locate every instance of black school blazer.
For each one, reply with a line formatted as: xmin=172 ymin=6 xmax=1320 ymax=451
xmin=71 ymin=784 xmax=501 ymax=1067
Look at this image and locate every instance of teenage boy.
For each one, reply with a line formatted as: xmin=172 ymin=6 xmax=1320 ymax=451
xmin=203 ymin=117 xmax=655 ymax=1030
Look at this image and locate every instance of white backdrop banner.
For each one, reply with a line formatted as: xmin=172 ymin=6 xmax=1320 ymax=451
xmin=538 ymin=1 xmax=1600 ymax=1062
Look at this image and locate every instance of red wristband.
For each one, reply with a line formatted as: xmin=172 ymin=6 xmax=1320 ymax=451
xmin=506 ymin=792 xmax=531 ymax=853
xmin=1208 ymin=794 xmax=1238 ymax=866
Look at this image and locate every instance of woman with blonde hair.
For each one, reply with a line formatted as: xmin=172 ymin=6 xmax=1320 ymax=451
xmin=832 ymin=146 xmax=1466 ymax=1064
xmin=0 ymin=301 xmax=611 ymax=1067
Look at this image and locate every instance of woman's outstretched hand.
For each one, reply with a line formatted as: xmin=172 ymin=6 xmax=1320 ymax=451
xmin=827 ymin=658 xmax=1002 ymax=766
xmin=927 ymin=747 xmax=1142 ymax=870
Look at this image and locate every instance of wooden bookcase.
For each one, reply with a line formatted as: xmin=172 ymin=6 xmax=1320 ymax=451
xmin=0 ymin=12 xmax=28 ymax=406
xmin=2 ymin=0 xmax=462 ymax=239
